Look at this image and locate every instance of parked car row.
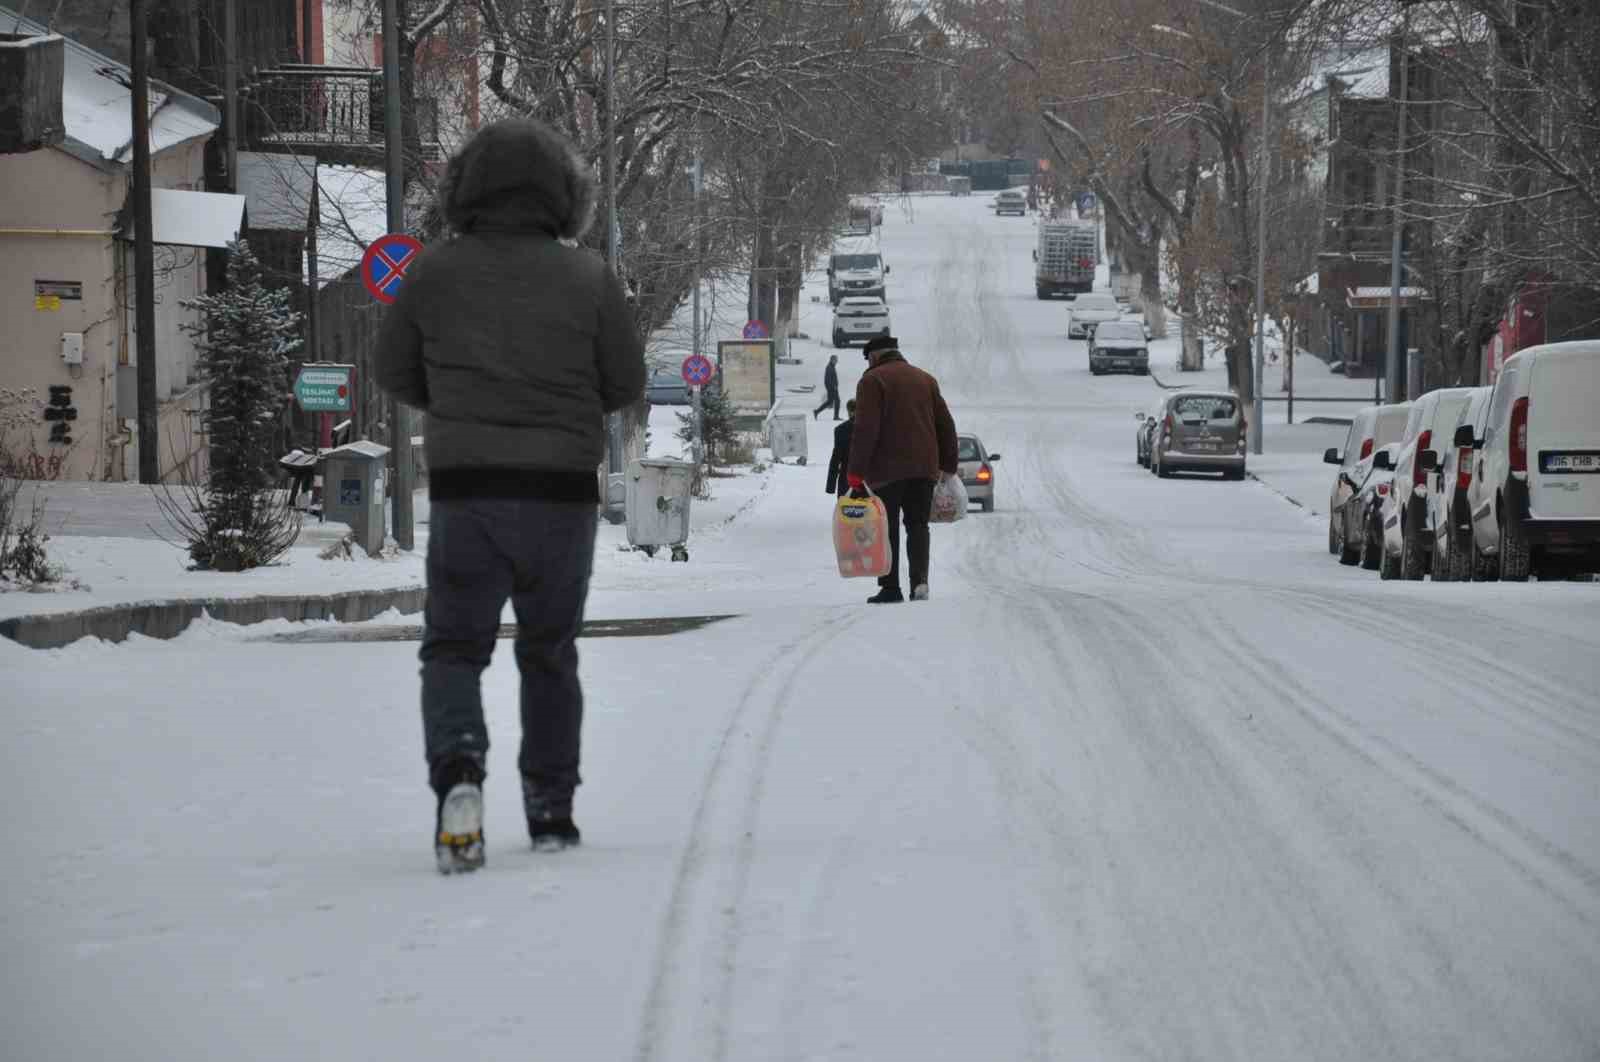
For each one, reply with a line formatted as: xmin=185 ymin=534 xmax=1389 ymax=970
xmin=1325 ymin=340 xmax=1600 ymax=581
xmin=1135 ymin=390 xmax=1247 ymax=480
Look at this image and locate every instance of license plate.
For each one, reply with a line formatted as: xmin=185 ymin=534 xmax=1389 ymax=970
xmin=1542 ymin=452 xmax=1600 ymax=474
xmin=1113 ymin=360 xmax=1129 ymax=368
xmin=1192 ymin=441 xmax=1218 ymax=452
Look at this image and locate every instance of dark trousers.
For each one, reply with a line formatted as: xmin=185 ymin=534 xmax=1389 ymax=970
xmin=814 ymin=389 xmax=841 ymax=418
xmin=874 ymin=478 xmax=935 ymax=592
xmin=420 ymin=498 xmax=597 ymax=808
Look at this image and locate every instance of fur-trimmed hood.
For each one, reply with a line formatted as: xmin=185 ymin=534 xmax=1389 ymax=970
xmin=438 ymin=118 xmax=597 ymax=239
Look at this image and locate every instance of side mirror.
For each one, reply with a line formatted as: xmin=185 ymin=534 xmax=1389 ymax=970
xmin=1032 ymin=250 xmax=1039 ymax=262
xmin=1453 ymin=424 xmax=1475 ymax=448
xmin=1323 ymin=447 xmax=1342 ymax=465
xmin=1372 ymin=451 xmax=1394 ymax=471
xmin=988 ymin=453 xmax=1001 ymax=461
xmin=884 ymin=265 xmax=891 ymax=274
xmin=1419 ymin=450 xmax=1439 ymax=472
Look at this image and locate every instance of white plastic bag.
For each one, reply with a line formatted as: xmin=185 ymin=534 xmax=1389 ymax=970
xmin=930 ymin=473 xmax=968 ymax=524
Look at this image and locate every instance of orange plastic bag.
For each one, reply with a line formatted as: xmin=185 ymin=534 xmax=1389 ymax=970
xmin=834 ymin=490 xmax=891 ymax=578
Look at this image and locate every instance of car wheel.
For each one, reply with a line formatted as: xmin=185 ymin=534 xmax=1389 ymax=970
xmin=1400 ymin=522 xmax=1427 ymax=581
xmin=1446 ymin=527 xmax=1473 ymax=582
xmin=1224 ymin=468 xmax=1246 ymax=481
xmin=832 ymin=333 xmax=845 ymax=349
xmin=1328 ymin=517 xmax=1340 ymax=555
xmin=1432 ymin=535 xmax=1454 ymax=582
xmin=1337 ymin=516 xmax=1361 ymax=566
xmin=1156 ymin=457 xmax=1172 ymax=479
xmin=1379 ymin=540 xmax=1401 ymax=580
xmin=1498 ymin=507 xmax=1531 ymax=582
xmin=1360 ymin=516 xmax=1382 ymax=571
xmin=982 ymin=497 xmax=995 ymax=513
xmin=1470 ymin=527 xmax=1498 ymax=582
xmin=1036 ymin=288 xmax=1050 ymax=300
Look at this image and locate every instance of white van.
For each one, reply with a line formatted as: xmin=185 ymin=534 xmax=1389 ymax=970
xmin=1464 ymin=341 xmax=1600 ymax=580
xmin=1383 ymin=387 xmax=1476 ymax=579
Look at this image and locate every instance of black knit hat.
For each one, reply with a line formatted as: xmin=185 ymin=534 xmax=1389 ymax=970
xmin=863 ymin=335 xmax=899 ymax=355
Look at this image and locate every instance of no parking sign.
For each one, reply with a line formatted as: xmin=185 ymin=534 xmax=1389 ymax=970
xmin=361 ymin=233 xmax=424 ymax=305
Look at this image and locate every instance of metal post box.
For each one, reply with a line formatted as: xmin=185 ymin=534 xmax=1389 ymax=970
xmin=768 ymin=411 xmax=809 ymax=465
xmin=319 ymin=440 xmax=390 ymax=556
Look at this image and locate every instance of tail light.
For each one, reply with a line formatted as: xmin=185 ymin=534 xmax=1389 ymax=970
xmin=1457 ymin=448 xmax=1473 ymax=491
xmin=976 ymin=464 xmax=993 ymax=484
xmin=1509 ymin=397 xmax=1529 ymax=473
xmin=1412 ymin=430 xmax=1432 ymax=488
xmin=1360 ymin=437 xmax=1374 ymax=460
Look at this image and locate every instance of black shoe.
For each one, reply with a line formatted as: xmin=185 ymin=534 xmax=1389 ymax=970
xmin=528 ymin=814 xmax=582 ymax=852
xmin=866 ymin=587 xmax=905 ymax=604
xmin=523 ymin=777 xmax=581 ymax=851
xmin=431 ymin=757 xmax=486 ymax=875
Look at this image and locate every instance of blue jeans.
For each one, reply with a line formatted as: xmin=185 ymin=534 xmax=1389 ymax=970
xmin=420 ymin=497 xmax=597 ymax=810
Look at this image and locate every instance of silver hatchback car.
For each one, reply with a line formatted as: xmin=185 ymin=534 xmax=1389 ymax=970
xmin=1151 ymin=391 xmax=1247 ymax=480
xmin=957 ymin=433 xmax=1001 ymax=512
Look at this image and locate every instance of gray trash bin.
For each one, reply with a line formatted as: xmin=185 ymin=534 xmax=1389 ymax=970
xmin=320 ymin=439 xmax=390 ymax=556
xmin=626 ymin=458 xmax=694 ymax=561
xmin=768 ymin=411 xmax=809 ymax=465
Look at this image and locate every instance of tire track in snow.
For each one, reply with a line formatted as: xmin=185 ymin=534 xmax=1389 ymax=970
xmin=632 ymin=610 xmax=866 ymax=1062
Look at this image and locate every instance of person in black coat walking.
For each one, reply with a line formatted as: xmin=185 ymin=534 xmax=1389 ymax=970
xmin=825 ymin=400 xmax=856 ymax=496
xmin=814 ymin=354 xmax=841 ymax=420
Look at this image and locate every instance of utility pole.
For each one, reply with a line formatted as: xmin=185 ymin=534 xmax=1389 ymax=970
xmin=1385 ymin=26 xmax=1412 ymax=405
xmin=601 ymin=0 xmax=626 ymax=522
xmin=1250 ymin=53 xmax=1270 ymax=456
xmin=691 ymin=151 xmax=704 ymax=471
xmin=224 ymin=0 xmax=238 ymax=190
xmin=131 ymin=0 xmax=159 ymax=484
xmin=382 ymin=0 xmax=414 ymax=549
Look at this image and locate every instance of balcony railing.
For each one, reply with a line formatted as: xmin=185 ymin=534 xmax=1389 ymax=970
xmin=247 ymin=65 xmax=440 ymax=162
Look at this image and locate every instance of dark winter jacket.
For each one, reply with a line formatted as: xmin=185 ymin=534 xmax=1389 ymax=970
xmin=826 ymin=417 xmax=854 ymax=496
xmin=373 ymin=118 xmax=646 ymax=502
xmin=823 ymin=360 xmax=840 ymax=395
xmin=847 ymin=351 xmax=958 ymax=488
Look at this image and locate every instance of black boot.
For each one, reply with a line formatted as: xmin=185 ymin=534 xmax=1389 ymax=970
xmin=431 ymin=756 xmax=486 ymax=875
xmin=523 ymin=777 xmax=582 ymax=852
xmin=866 ymin=586 xmax=904 ymax=604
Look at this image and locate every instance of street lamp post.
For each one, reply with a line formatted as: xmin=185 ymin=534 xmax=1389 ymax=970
xmin=1251 ymin=54 xmax=1270 ymax=456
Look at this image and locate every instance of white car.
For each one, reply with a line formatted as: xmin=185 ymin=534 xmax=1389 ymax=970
xmin=831 ymin=296 xmax=891 ymax=348
xmin=993 ymin=190 xmax=1027 ymax=216
xmin=1428 ymin=386 xmax=1492 ymax=581
xmin=1067 ymin=293 xmax=1121 ymax=340
xmin=1383 ymin=387 xmax=1476 ymax=579
xmin=1325 ymin=402 xmax=1411 ymax=563
xmin=1465 ymin=341 xmax=1600 ymax=580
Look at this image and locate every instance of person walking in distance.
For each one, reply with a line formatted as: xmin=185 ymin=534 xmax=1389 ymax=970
xmin=846 ymin=335 xmax=958 ymax=603
xmin=825 ymin=399 xmax=857 ymax=497
xmin=374 ymin=118 xmax=646 ymax=873
xmin=814 ymin=354 xmax=842 ymax=420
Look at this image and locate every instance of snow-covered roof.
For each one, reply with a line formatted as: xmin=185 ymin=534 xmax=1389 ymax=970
xmin=1325 ymin=47 xmax=1390 ymax=99
xmin=238 ymin=152 xmax=317 ymax=232
xmin=308 ymin=165 xmax=388 ymax=288
xmin=0 ymin=4 xmax=220 ymax=169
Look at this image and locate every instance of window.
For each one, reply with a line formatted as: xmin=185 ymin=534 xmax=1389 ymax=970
xmin=957 ymin=438 xmax=983 ymax=461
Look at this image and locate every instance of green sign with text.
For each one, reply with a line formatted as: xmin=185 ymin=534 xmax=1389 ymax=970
xmin=293 ymin=364 xmax=354 ymax=413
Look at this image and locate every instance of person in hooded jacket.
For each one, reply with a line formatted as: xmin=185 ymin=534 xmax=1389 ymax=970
xmin=846 ymin=335 xmax=958 ymax=603
xmin=814 ymin=354 xmax=841 ymax=420
xmin=374 ymin=118 xmax=646 ymax=873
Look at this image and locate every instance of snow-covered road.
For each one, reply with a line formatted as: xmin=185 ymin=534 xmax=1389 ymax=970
xmin=7 ymin=195 xmax=1599 ymax=1062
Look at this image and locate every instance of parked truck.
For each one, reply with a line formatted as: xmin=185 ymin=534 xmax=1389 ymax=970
xmin=1033 ymin=221 xmax=1098 ymax=300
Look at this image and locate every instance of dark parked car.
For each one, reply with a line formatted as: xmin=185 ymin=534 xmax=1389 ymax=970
xmin=1151 ymin=391 xmax=1247 ymax=480
xmin=1134 ymin=410 xmax=1158 ymax=467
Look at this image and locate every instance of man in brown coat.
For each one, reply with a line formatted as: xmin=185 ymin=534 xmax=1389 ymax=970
xmin=846 ymin=335 xmax=959 ymax=603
